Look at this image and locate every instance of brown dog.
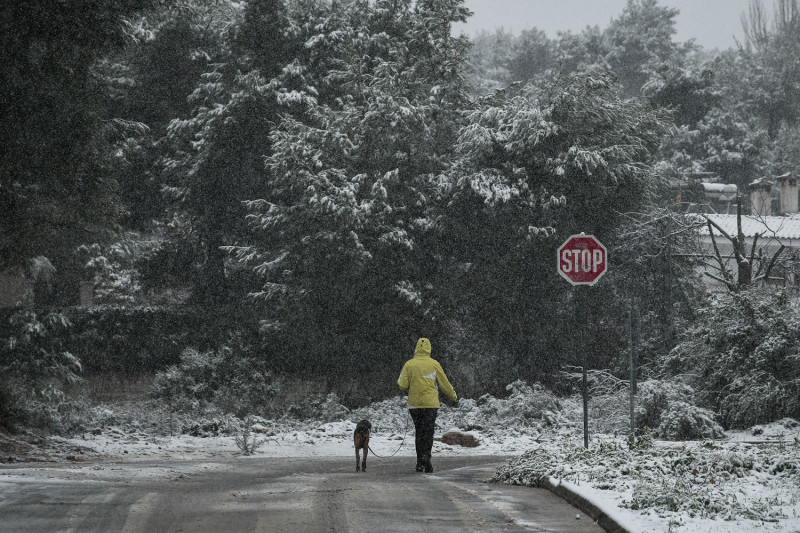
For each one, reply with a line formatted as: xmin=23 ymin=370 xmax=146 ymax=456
xmin=354 ymin=419 xmax=371 ymax=472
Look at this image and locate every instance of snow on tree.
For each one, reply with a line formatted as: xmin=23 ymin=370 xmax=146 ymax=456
xmin=159 ymin=0 xmax=296 ymax=305
xmin=431 ymin=72 xmax=669 ymax=380
xmin=227 ymin=0 xmax=472 ymax=366
xmin=662 ymin=288 xmax=800 ymax=429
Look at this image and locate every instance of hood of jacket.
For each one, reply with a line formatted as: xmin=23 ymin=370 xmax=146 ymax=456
xmin=414 ymin=337 xmax=432 ymax=358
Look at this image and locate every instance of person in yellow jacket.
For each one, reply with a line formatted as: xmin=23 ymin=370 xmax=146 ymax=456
xmin=397 ymin=337 xmax=457 ymax=473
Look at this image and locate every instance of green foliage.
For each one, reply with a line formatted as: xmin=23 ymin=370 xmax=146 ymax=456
xmin=448 ymin=73 xmax=668 ymax=237
xmin=0 ymin=310 xmax=82 ymax=430
xmin=287 ymin=393 xmax=350 ymax=422
xmin=151 ymin=342 xmax=278 ymax=418
xmin=662 ymin=289 xmax=800 ymax=429
xmin=465 ymin=29 xmax=515 ymax=96
xmin=151 ymin=348 xmax=222 ymax=410
xmin=76 ymin=233 xmax=165 ymax=305
xmin=642 ymin=65 xmax=720 ymax=128
xmin=475 ymin=0 xmax=692 ymax=98
xmin=229 ymin=0 xmax=473 ymax=364
xmin=496 ymin=437 xmax=796 ymax=523
xmin=434 ymin=72 xmax=668 ymax=379
xmin=506 ymin=28 xmax=556 ymax=84
xmin=157 ymin=0 xmax=286 ymax=305
xmin=609 ymin=210 xmax=706 ymax=365
xmin=737 ymin=0 xmax=800 ymax=138
xmin=658 ymin=104 xmax=769 ymax=191
xmin=0 ymin=0 xmax=157 ymax=269
xmin=656 ymin=401 xmax=725 ymax=441
xmin=603 ymin=0 xmax=691 ymax=96
xmin=8 ymin=0 xmax=800 ymax=429
xmin=64 ymin=304 xmax=261 ymax=375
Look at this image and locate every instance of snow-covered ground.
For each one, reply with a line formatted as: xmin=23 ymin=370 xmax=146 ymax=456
xmin=2 ymin=383 xmax=799 ymax=533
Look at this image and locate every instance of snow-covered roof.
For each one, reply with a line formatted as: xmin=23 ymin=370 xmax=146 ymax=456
xmin=699 ymin=214 xmax=800 ymax=240
xmin=702 ymin=183 xmax=737 ymax=194
xmin=701 ymin=183 xmax=738 ymax=201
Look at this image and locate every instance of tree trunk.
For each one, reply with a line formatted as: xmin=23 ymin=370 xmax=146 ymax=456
xmin=194 ymin=232 xmax=227 ymax=305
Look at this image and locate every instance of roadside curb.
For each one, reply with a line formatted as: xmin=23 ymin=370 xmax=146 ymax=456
xmin=541 ymin=477 xmax=631 ymax=533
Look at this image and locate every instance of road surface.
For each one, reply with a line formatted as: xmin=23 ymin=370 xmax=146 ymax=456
xmin=0 ymin=455 xmax=605 ymax=532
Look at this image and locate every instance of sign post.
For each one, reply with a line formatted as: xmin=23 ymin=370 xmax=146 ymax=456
xmin=557 ymin=234 xmax=607 ymax=448
xmin=627 ymin=298 xmax=640 ymax=438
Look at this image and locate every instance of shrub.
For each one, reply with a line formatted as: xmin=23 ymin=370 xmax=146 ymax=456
xmin=235 ymin=415 xmax=266 ymax=455
xmin=454 ymin=380 xmax=567 ymax=432
xmin=287 ymin=393 xmax=350 ymax=422
xmin=662 ymin=289 xmax=800 ymax=429
xmin=151 ymin=348 xmax=220 ymax=412
xmin=151 ymin=340 xmax=278 ymax=418
xmin=61 ymin=304 xmax=263 ymax=376
xmin=636 ymin=379 xmax=723 ymax=440
xmin=0 ymin=310 xmax=82 ymax=431
xmin=657 ymin=401 xmax=724 ymax=440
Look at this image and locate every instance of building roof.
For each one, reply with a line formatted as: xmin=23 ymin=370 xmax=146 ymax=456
xmin=699 ymin=214 xmax=800 ymax=240
xmin=701 ymin=183 xmax=737 ymax=201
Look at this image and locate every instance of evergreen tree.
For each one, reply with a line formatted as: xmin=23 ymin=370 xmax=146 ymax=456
xmin=465 ymin=29 xmax=515 ymax=96
xmin=0 ymin=0 xmax=157 ymax=277
xmin=435 ymin=73 xmax=669 ymax=381
xmin=604 ymin=0 xmax=691 ymax=96
xmin=110 ymin=8 xmax=216 ymax=230
xmin=232 ymin=0 xmax=472 ymax=371
xmin=737 ymin=0 xmax=800 ymax=139
xmin=159 ymin=0 xmax=298 ymax=304
xmin=506 ymin=28 xmax=556 ymax=84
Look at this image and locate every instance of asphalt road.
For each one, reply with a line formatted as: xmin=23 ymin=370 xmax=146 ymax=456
xmin=0 ymin=455 xmax=604 ymax=532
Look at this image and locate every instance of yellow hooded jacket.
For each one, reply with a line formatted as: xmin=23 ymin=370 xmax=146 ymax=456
xmin=397 ymin=338 xmax=457 ymax=408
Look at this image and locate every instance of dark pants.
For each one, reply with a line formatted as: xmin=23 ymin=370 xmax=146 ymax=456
xmin=409 ymin=408 xmax=438 ymax=461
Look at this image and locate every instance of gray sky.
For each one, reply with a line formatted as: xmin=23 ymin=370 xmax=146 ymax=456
xmin=455 ymin=0 xmax=757 ymax=50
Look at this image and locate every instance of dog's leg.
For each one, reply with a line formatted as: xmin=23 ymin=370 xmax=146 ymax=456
xmin=355 ymin=444 xmax=361 ymax=472
xmin=361 ymin=441 xmax=368 ymax=472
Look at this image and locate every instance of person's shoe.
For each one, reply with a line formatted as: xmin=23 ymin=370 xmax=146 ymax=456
xmin=422 ymin=454 xmax=433 ymax=473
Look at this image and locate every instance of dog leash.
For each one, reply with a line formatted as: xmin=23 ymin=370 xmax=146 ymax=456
xmin=368 ymin=411 xmax=411 ymax=458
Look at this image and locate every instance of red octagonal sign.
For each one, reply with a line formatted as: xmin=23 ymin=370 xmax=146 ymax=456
xmin=557 ymin=234 xmax=607 ymax=286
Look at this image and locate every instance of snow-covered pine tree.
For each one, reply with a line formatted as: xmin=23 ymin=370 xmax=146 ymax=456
xmin=434 ymin=72 xmax=669 ymax=380
xmin=160 ymin=0 xmax=300 ymax=305
xmin=229 ymin=0 xmax=472 ymax=370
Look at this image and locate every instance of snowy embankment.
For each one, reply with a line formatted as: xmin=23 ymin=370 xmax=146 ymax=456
xmin=493 ymin=426 xmax=800 ymax=533
xmin=3 ymin=381 xmax=799 ymax=533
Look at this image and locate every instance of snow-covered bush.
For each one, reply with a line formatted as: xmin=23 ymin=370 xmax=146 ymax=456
xmin=77 ymin=235 xmax=161 ymax=305
xmin=434 ymin=380 xmax=573 ymax=438
xmin=473 ymin=381 xmax=564 ymax=427
xmin=636 ymin=379 xmax=723 ymax=440
xmin=151 ymin=342 xmax=278 ymax=418
xmin=662 ymin=289 xmax=800 ymax=429
xmin=235 ymin=415 xmax=265 ymax=455
xmin=151 ymin=348 xmax=220 ymax=412
xmin=493 ymin=438 xmax=796 ymax=523
xmin=65 ymin=305 xmax=247 ymax=375
xmin=0 ymin=310 xmax=82 ymax=431
xmin=657 ymin=401 xmax=724 ymax=440
xmin=287 ymin=393 xmax=350 ymax=422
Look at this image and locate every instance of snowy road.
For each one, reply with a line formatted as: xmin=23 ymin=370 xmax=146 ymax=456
xmin=0 ymin=455 xmax=603 ymax=532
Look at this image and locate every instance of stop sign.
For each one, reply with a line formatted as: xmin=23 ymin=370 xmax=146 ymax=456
xmin=557 ymin=234 xmax=607 ymax=286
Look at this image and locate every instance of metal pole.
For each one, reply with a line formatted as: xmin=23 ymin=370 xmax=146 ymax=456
xmin=577 ymin=288 xmax=589 ymax=449
xmin=628 ymin=297 xmax=638 ymax=437
xmin=583 ymin=349 xmax=589 ymax=449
